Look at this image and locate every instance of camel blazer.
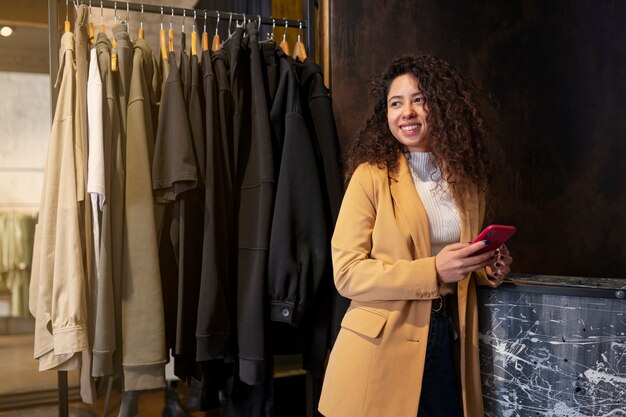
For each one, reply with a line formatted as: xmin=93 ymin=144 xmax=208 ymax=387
xmin=318 ymin=155 xmax=501 ymax=417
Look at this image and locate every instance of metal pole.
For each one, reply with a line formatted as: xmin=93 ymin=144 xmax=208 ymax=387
xmin=305 ymin=0 xmax=315 ymax=61
xmin=58 ymin=371 xmax=69 ymax=417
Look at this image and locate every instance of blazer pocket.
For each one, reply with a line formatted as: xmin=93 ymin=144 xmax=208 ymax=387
xmin=341 ymin=307 xmax=389 ymax=339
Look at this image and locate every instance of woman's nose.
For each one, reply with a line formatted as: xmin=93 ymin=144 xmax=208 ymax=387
xmin=401 ymin=104 xmax=416 ymax=118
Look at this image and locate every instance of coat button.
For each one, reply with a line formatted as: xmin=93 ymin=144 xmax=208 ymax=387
xmin=281 ymin=308 xmax=291 ymax=318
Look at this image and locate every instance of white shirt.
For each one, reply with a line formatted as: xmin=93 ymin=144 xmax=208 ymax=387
xmin=406 ymin=151 xmax=461 ymax=256
xmin=87 ymin=47 xmax=105 ymax=266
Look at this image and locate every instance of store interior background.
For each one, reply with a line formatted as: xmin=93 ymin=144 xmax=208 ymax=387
xmin=0 ymin=0 xmax=57 ymax=410
xmin=0 ymin=0 xmax=310 ymax=414
xmin=1 ymin=0 xmax=625 ymax=415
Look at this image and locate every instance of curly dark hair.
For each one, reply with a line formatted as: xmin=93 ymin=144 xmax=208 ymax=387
xmin=345 ymin=53 xmax=494 ymax=208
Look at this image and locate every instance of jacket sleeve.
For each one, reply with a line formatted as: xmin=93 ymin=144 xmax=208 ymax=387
xmin=268 ymin=111 xmax=328 ymax=327
xmin=331 ymin=165 xmax=440 ymax=302
xmin=30 ymin=39 xmax=89 ymax=371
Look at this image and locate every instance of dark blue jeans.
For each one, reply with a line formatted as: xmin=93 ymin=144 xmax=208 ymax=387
xmin=417 ymin=305 xmax=464 ymax=417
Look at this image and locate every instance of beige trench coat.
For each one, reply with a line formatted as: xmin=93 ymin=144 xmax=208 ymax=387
xmin=318 ymin=155 xmax=501 ymax=417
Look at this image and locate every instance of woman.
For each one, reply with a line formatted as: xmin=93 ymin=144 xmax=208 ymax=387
xmin=318 ymin=54 xmax=513 ymax=417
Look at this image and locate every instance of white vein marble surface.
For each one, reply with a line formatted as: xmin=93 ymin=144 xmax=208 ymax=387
xmin=478 ymin=278 xmax=626 ymax=417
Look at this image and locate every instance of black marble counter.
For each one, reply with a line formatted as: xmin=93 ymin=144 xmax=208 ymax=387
xmin=478 ymin=274 xmax=626 ymax=417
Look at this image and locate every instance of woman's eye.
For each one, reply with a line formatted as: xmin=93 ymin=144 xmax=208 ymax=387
xmin=390 ymin=101 xmax=401 ymax=108
xmin=414 ymin=97 xmax=425 ymax=103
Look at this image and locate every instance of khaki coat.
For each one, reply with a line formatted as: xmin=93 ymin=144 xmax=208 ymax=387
xmin=318 ymin=156 xmax=501 ymax=417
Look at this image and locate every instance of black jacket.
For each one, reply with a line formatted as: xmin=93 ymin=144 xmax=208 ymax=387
xmin=233 ymin=23 xmax=275 ymax=386
xmin=289 ymin=59 xmax=348 ymax=378
xmin=267 ymin=52 xmax=328 ymax=330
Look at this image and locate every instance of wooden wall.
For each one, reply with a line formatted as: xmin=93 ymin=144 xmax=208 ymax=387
xmin=330 ymin=0 xmax=626 ymax=278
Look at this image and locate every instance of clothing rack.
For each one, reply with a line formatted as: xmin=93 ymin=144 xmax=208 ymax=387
xmin=48 ymin=0 xmax=313 ymax=113
xmin=98 ymin=1 xmax=309 ymax=34
xmin=46 ymin=1 xmax=316 ymax=416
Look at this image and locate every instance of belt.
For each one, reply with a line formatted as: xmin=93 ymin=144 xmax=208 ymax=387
xmin=431 ymin=295 xmax=447 ymax=315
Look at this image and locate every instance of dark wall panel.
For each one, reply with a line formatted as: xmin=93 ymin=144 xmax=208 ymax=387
xmin=330 ymin=0 xmax=626 ymax=278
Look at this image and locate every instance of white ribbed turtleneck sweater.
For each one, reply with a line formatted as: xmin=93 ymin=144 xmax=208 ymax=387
xmin=406 ymin=152 xmax=461 ymax=256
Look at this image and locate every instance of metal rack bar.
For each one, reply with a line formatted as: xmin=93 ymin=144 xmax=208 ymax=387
xmin=97 ymin=0 xmax=308 ymax=29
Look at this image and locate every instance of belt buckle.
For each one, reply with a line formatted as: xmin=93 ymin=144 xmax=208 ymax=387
xmin=431 ymin=295 xmax=443 ymax=313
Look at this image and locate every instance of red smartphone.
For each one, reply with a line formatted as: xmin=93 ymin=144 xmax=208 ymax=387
xmin=471 ymin=224 xmax=516 ymax=254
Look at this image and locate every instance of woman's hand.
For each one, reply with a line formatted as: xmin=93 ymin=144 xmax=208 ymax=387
xmin=485 ymin=244 xmax=513 ymax=281
xmin=435 ymin=241 xmax=497 ymax=284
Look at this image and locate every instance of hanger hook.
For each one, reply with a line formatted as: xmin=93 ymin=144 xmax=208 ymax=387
xmin=182 ymin=9 xmax=186 ymax=33
xmin=258 ymin=15 xmax=261 ymax=31
xmin=88 ymin=0 xmax=92 ymax=21
xmin=228 ymin=12 xmax=233 ymax=37
xmin=100 ymin=0 xmax=104 ymax=23
xmin=65 ymin=0 xmax=69 ymax=22
xmin=170 ymin=7 xmax=174 ymax=30
xmin=193 ymin=9 xmax=196 ymax=32
xmin=140 ymin=3 xmax=144 ymax=30
xmin=126 ymin=1 xmax=129 ymax=31
xmin=282 ymin=18 xmax=288 ymax=42
xmin=113 ymin=1 xmax=117 ymax=24
xmin=204 ymin=10 xmax=207 ymax=33
xmin=160 ymin=6 xmax=163 ymax=30
xmin=298 ymin=20 xmax=302 ymax=42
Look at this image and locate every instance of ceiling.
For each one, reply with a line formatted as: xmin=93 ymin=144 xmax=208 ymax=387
xmin=0 ymin=0 xmax=48 ymax=73
xmin=0 ymin=0 xmax=199 ymax=74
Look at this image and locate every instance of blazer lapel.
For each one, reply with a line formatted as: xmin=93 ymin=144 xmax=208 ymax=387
xmin=389 ymin=155 xmax=432 ymax=257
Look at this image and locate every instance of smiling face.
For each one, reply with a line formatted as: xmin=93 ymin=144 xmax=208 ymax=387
xmin=386 ymin=74 xmax=430 ymax=152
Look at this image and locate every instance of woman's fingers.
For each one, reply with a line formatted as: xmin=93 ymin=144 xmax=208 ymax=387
xmin=489 ymin=248 xmax=513 ymax=278
xmin=437 ymin=241 xmax=510 ymax=284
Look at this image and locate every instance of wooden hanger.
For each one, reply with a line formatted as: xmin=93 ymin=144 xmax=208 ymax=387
xmin=168 ymin=7 xmax=174 ymax=53
xmin=201 ymin=10 xmax=209 ymax=51
xmin=111 ymin=1 xmax=118 ymax=71
xmin=159 ymin=6 xmax=167 ymax=59
xmin=191 ymin=10 xmax=197 ymax=56
xmin=138 ymin=3 xmax=144 ymax=39
xmin=99 ymin=0 xmax=105 ymax=33
xmin=88 ymin=0 xmax=95 ymax=44
xmin=211 ymin=11 xmax=221 ymax=52
xmin=292 ymin=21 xmax=307 ymax=62
xmin=64 ymin=0 xmax=70 ymax=32
xmin=279 ymin=19 xmax=289 ymax=55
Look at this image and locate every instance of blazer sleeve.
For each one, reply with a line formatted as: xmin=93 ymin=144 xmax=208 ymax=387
xmin=331 ymin=165 xmax=440 ymax=302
